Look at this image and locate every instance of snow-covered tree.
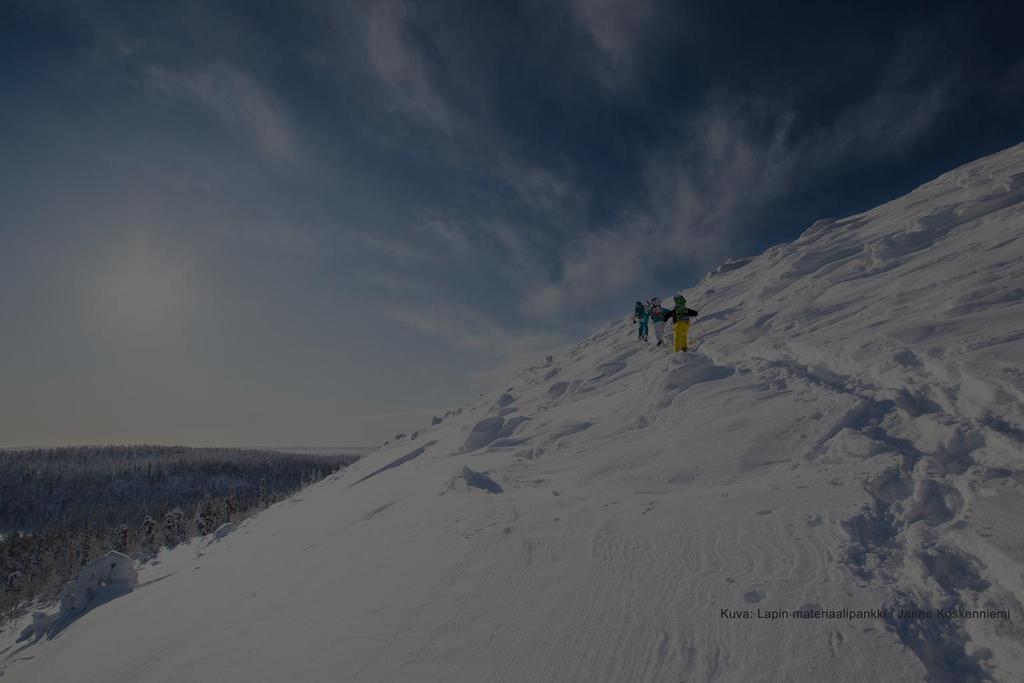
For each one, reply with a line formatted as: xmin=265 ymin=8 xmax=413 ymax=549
xmin=112 ymin=525 xmax=132 ymax=555
xmin=164 ymin=508 xmax=187 ymax=547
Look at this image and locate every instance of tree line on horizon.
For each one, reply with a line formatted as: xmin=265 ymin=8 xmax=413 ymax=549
xmin=0 ymin=445 xmax=359 ymax=624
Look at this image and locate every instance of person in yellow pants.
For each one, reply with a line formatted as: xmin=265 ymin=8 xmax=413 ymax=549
xmin=668 ymin=293 xmax=699 ymax=353
xmin=674 ymin=318 xmax=690 ymax=353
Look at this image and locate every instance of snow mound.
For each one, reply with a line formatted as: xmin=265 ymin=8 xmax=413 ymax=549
xmin=203 ymin=522 xmax=237 ymax=546
xmin=461 ymin=466 xmax=503 ymax=494
xmin=462 ymin=416 xmax=529 ymax=452
xmin=662 ymin=354 xmax=735 ymax=392
xmin=59 ymin=551 xmax=138 ymax=617
xmin=16 ymin=612 xmax=58 ymax=644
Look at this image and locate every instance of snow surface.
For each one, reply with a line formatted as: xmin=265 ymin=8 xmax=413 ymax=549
xmin=3 ymin=143 xmax=1024 ymax=681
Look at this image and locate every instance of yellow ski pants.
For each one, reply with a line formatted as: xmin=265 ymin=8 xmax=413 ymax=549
xmin=674 ymin=319 xmax=690 ymax=353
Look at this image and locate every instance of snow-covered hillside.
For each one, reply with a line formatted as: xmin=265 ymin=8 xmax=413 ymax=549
xmin=4 ymin=143 xmax=1024 ymax=682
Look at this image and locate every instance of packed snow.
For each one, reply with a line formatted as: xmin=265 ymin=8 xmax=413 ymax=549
xmin=3 ymin=143 xmax=1023 ymax=681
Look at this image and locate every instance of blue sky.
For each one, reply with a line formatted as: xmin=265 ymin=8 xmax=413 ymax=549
xmin=2 ymin=0 xmax=1023 ymax=446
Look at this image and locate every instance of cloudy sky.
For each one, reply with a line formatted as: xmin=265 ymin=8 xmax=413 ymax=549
xmin=2 ymin=0 xmax=1023 ymax=446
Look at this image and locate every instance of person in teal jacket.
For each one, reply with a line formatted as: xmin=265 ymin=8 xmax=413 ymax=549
xmin=632 ymin=301 xmax=649 ymax=341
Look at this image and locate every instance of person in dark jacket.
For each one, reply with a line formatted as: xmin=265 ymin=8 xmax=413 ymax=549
xmin=666 ymin=293 xmax=699 ymax=352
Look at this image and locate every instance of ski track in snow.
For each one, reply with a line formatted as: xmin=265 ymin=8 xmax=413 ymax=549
xmin=4 ymin=144 xmax=1024 ymax=682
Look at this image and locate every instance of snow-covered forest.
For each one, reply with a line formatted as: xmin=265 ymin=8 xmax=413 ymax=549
xmin=0 ymin=446 xmax=358 ymax=623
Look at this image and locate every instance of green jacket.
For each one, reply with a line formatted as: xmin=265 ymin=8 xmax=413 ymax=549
xmin=669 ymin=297 xmax=698 ymax=322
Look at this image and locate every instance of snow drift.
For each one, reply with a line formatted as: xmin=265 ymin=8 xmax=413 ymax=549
xmin=59 ymin=551 xmax=138 ymax=617
xmin=3 ymin=143 xmax=1024 ymax=682
xmin=13 ymin=551 xmax=138 ymax=645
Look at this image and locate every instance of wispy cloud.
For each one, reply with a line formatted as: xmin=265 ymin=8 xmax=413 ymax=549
xmin=523 ymin=73 xmax=958 ymax=315
xmin=147 ymin=62 xmax=305 ymax=166
xmin=243 ymin=224 xmax=323 ymax=258
xmin=563 ymin=0 xmax=657 ymax=87
xmin=383 ymin=301 xmax=566 ymax=358
xmin=357 ymin=231 xmax=427 ymax=263
xmin=352 ymin=0 xmax=450 ymax=127
xmin=328 ymin=1 xmax=586 ymax=227
xmin=820 ymin=81 xmax=952 ymax=163
xmin=484 ymin=152 xmax=585 ymax=222
xmin=370 ymin=271 xmax=569 ymax=358
xmin=421 ymin=218 xmax=473 ymax=256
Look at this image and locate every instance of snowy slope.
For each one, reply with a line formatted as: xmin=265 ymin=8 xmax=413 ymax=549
xmin=3 ymin=143 xmax=1024 ymax=682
